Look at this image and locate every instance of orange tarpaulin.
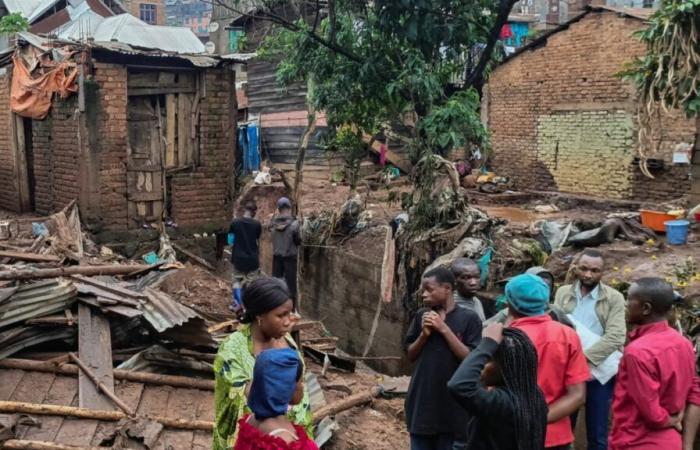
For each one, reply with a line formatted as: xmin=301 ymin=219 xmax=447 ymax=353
xmin=10 ymin=54 xmax=79 ymax=120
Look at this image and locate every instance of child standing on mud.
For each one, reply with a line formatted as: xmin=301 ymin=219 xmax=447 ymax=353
xmin=404 ymin=267 xmax=482 ymax=450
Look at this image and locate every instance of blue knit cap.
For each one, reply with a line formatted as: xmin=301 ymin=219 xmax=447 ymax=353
xmin=505 ymin=274 xmax=550 ymax=316
xmin=248 ymin=348 xmax=300 ymax=420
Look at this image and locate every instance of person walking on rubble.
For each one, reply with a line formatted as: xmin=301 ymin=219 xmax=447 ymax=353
xmin=507 ymin=274 xmax=590 ymax=450
xmin=404 ymin=267 xmax=482 ymax=450
xmin=448 ymin=323 xmax=547 ymax=450
xmin=234 ymin=348 xmax=318 ymax=450
xmin=270 ymin=197 xmax=301 ymax=310
xmin=554 ymin=249 xmax=626 ymax=450
xmin=213 ymin=277 xmax=312 ymax=450
xmin=450 ymin=258 xmax=486 ymax=321
xmin=228 ymin=200 xmax=262 ymax=311
xmin=609 ymin=277 xmax=700 ymax=450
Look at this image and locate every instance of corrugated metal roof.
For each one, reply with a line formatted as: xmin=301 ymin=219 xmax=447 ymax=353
xmin=2 ymin=0 xmax=62 ymax=23
xmin=92 ymin=14 xmax=205 ymax=54
xmin=140 ymin=287 xmax=200 ymax=333
xmin=0 ymin=279 xmax=77 ymax=329
xmin=0 ymin=326 xmax=75 ymax=359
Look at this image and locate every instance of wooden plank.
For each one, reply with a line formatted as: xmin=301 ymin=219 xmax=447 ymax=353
xmin=11 ymin=114 xmax=32 ymax=212
xmin=53 ymin=395 xmax=99 ymax=447
xmin=0 ymin=369 xmax=26 ymax=400
xmin=78 ymin=305 xmax=114 ymax=411
xmin=161 ymin=388 xmax=200 ymax=450
xmin=0 ymin=250 xmax=61 ymax=262
xmin=136 ymin=385 xmax=171 ymax=416
xmin=127 ymin=191 xmax=163 ymax=202
xmin=9 ymin=371 xmax=55 ymax=404
xmin=166 ymin=94 xmax=177 ymax=167
xmin=128 ymin=87 xmax=196 ymax=96
xmin=177 ymin=94 xmax=190 ymax=166
xmin=23 ymin=376 xmax=78 ymax=443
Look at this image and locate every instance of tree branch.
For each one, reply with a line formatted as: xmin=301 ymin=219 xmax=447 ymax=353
xmin=205 ymin=0 xmax=363 ymax=63
xmin=464 ymin=0 xmax=517 ymax=92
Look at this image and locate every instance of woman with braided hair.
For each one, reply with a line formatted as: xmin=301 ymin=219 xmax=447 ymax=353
xmin=448 ymin=323 xmax=547 ymax=450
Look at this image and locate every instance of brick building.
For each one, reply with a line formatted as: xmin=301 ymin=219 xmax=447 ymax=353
xmin=0 ymin=33 xmax=242 ymax=230
xmin=484 ymin=6 xmax=699 ymax=202
xmin=121 ymin=0 xmax=166 ymax=25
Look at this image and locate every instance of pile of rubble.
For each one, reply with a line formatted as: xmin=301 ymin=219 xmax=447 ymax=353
xmin=0 ymin=202 xmax=392 ymax=449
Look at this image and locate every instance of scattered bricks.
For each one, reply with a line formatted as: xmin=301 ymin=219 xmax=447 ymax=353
xmin=487 ymin=10 xmax=696 ymax=201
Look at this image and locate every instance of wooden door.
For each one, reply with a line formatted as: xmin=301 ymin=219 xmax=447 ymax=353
xmin=126 ymin=96 xmax=164 ymax=226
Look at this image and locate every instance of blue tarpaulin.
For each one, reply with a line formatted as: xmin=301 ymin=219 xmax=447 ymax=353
xmin=238 ymin=123 xmax=261 ymax=173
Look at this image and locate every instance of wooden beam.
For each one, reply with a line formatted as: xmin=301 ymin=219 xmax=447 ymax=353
xmin=127 ymin=87 xmax=196 ymax=96
xmin=0 ymin=250 xmax=61 ymax=262
xmin=2 ymin=440 xmax=97 ymax=450
xmin=78 ymin=305 xmax=114 ymax=411
xmin=11 ymin=114 xmax=32 ymax=212
xmin=0 ymin=401 xmax=214 ymax=431
xmin=165 ymin=94 xmax=177 ymax=167
xmin=0 ymin=359 xmax=215 ymax=390
xmin=0 ymin=264 xmax=153 ymax=281
xmin=172 ymin=243 xmax=215 ymax=271
xmin=311 ymin=387 xmax=381 ymax=424
xmin=363 ymin=133 xmax=412 ymax=174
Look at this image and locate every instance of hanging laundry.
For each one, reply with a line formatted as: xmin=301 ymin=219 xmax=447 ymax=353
xmin=499 ymin=24 xmax=513 ymax=40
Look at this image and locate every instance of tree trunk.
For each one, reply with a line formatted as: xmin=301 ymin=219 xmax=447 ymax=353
xmin=292 ymin=108 xmax=317 ymax=217
xmin=690 ymin=116 xmax=700 ymax=205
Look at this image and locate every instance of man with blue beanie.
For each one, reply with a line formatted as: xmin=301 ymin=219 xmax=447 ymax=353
xmin=507 ymin=274 xmax=590 ymax=450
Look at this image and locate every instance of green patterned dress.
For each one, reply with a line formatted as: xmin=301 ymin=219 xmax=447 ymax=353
xmin=212 ymin=324 xmax=313 ymax=450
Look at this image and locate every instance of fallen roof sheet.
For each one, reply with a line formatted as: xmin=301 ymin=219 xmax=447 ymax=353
xmin=0 ymin=279 xmax=77 ymax=329
xmin=140 ymin=287 xmax=200 ymax=333
xmin=92 ymin=14 xmax=205 ymax=54
xmin=0 ymin=326 xmax=75 ymax=359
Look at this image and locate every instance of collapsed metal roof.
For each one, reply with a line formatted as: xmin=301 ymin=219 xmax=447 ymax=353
xmin=0 ymin=279 xmax=77 ymax=329
xmin=2 ymin=0 xmax=62 ymax=23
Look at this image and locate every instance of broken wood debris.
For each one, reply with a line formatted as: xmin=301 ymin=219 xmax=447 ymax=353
xmin=0 ymin=265 xmax=154 ymax=281
xmin=312 ymin=386 xmax=382 ymax=424
xmin=69 ymin=352 xmax=136 ymax=417
xmin=0 ymin=401 xmax=214 ymax=431
xmin=1 ymin=440 xmax=97 ymax=450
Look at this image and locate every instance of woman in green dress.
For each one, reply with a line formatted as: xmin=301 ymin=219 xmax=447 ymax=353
xmin=213 ymin=277 xmax=312 ymax=450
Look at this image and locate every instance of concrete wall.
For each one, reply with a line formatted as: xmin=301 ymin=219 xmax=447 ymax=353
xmin=300 ymin=245 xmax=411 ymax=376
xmin=486 ymin=10 xmax=696 ymax=202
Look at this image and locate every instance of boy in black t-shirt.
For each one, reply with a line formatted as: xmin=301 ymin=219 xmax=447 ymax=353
xmin=228 ymin=200 xmax=262 ymax=310
xmin=405 ymin=267 xmax=482 ymax=450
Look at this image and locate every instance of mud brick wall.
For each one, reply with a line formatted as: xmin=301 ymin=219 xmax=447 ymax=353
xmin=0 ymin=68 xmax=20 ymax=212
xmin=171 ymin=68 xmax=234 ymax=228
xmin=486 ymin=10 xmax=695 ymax=201
xmin=93 ymin=62 xmax=129 ymax=229
xmin=49 ymin=96 xmax=81 ymax=209
xmin=31 ymin=118 xmax=53 ymax=215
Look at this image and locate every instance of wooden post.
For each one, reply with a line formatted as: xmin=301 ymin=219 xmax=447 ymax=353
xmin=311 ymin=387 xmax=381 ymax=424
xmin=10 ymin=113 xmax=31 ymax=212
xmin=78 ymin=305 xmax=114 ymax=411
xmin=0 ymin=264 xmax=154 ymax=281
xmin=690 ymin=116 xmax=700 ymax=205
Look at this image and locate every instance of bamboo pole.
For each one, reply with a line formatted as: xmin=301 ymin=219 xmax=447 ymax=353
xmin=1 ymin=440 xmax=98 ymax=450
xmin=311 ymin=387 xmax=381 ymax=424
xmin=0 ymin=359 xmax=214 ymax=391
xmin=0 ymin=265 xmax=153 ymax=281
xmin=68 ymin=353 xmax=135 ymax=417
xmin=0 ymin=401 xmax=213 ymax=431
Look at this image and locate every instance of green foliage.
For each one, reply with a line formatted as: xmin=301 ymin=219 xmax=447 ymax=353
xmin=621 ymin=0 xmax=700 ymax=117
xmin=0 ymin=13 xmax=29 ymax=34
xmin=324 ymin=127 xmax=369 ymax=189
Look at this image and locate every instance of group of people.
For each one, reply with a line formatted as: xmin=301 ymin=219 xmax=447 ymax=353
xmin=406 ymin=249 xmax=700 ymax=450
xmin=216 ymin=199 xmax=699 ymax=450
xmin=227 ymin=197 xmax=301 ymax=311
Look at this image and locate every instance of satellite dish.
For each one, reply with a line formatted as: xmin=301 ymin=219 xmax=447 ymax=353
xmin=205 ymin=42 xmax=216 ymax=54
xmin=208 ymin=22 xmax=220 ymax=33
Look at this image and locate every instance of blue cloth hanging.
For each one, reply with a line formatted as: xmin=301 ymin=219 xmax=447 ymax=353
xmin=245 ymin=124 xmax=261 ymax=173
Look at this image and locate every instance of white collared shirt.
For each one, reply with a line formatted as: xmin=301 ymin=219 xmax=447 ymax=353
xmin=572 ymin=282 xmax=603 ymax=336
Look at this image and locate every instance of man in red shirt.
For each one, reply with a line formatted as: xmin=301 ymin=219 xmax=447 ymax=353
xmin=609 ymin=277 xmax=700 ymax=450
xmin=506 ymin=274 xmax=590 ymax=449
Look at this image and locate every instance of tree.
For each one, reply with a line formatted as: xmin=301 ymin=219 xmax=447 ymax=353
xmin=210 ymin=0 xmax=517 ymax=229
xmin=0 ymin=13 xmax=29 ymax=34
xmin=623 ymin=0 xmax=700 ymax=200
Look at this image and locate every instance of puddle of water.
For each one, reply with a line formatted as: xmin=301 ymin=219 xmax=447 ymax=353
xmin=481 ymin=206 xmax=538 ymax=223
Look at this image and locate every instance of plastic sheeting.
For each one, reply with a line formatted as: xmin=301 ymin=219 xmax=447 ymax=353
xmin=10 ymin=54 xmax=78 ymax=119
xmin=238 ymin=123 xmax=261 ymax=173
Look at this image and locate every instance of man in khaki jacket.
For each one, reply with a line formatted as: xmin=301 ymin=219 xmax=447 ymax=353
xmin=554 ymin=248 xmax=626 ymax=450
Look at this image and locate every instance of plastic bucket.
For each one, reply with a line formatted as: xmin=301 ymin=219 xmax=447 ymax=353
xmin=664 ymin=220 xmax=690 ymax=245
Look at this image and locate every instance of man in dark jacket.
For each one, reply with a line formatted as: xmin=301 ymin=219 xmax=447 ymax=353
xmin=228 ymin=200 xmax=262 ymax=310
xmin=270 ymin=197 xmax=301 ymax=308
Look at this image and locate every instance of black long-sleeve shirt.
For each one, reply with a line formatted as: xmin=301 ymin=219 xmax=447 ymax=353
xmin=447 ymin=338 xmax=547 ymax=450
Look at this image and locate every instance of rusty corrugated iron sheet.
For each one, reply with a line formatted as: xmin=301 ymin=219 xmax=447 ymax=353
xmin=0 ymin=279 xmax=77 ymax=329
